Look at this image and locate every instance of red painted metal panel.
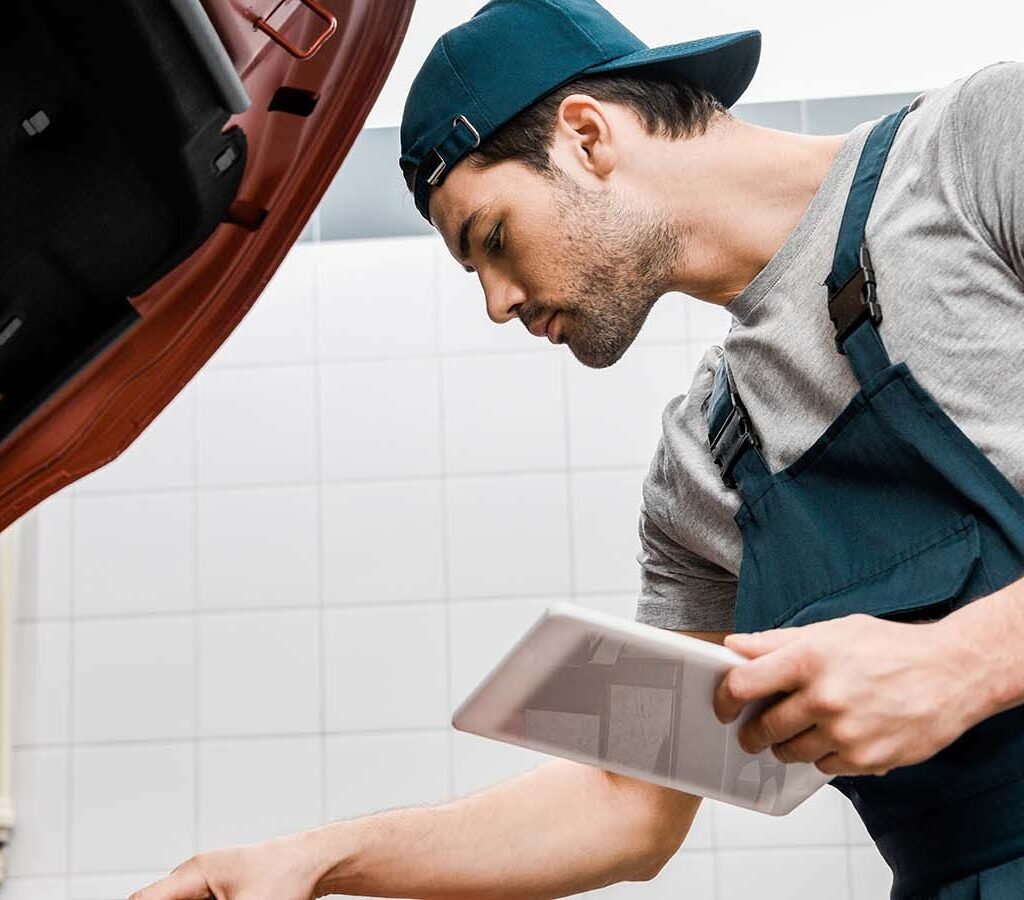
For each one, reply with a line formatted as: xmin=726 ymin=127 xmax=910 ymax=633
xmin=0 ymin=0 xmax=416 ymax=530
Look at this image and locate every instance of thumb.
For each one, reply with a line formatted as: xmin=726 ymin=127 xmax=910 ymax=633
xmin=725 ymin=627 xmax=802 ymax=658
xmin=129 ymin=859 xmax=217 ymax=900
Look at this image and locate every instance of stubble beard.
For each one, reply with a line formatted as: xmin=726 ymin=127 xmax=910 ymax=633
xmin=550 ymin=171 xmax=682 ymax=369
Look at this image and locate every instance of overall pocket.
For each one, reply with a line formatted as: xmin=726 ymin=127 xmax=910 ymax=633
xmin=768 ymin=514 xmax=982 ymax=629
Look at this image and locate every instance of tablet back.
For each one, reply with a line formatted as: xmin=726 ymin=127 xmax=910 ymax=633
xmin=451 ymin=602 xmax=832 ymax=815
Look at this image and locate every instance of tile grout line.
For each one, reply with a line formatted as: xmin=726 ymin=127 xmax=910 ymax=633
xmin=13 ymin=587 xmax=639 ymax=626
xmin=196 ymin=334 xmax=708 ymax=372
xmin=560 ymin=354 xmax=577 ymax=603
xmin=313 ymin=242 xmax=330 ymax=828
xmin=69 ymin=461 xmax=653 ymax=499
xmin=434 ymin=246 xmax=458 ymax=806
xmin=64 ymin=492 xmax=76 ymax=897
xmin=193 ymin=377 xmax=202 ymax=857
xmin=841 ymin=794 xmax=855 ymax=900
xmin=709 ymin=800 xmax=723 ymax=900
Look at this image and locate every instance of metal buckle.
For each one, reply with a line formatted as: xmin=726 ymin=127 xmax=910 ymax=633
xmin=424 ymin=149 xmax=447 ymax=186
xmin=453 ymin=114 xmax=481 ymax=148
xmin=827 ymin=244 xmax=882 ymax=354
xmin=424 ymin=115 xmax=481 ymax=186
xmin=708 ymin=364 xmax=759 ymax=489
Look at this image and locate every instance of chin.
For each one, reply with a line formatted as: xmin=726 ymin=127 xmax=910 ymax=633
xmin=568 ymin=338 xmax=632 ymax=370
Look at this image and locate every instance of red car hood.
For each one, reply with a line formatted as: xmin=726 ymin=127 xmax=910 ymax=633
xmin=0 ymin=0 xmax=415 ymax=531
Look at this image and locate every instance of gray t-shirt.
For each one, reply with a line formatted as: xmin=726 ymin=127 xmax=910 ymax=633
xmin=635 ymin=61 xmax=1024 ymax=633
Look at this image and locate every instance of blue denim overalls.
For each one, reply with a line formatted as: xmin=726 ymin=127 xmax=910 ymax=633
xmin=704 ymin=107 xmax=1024 ymax=899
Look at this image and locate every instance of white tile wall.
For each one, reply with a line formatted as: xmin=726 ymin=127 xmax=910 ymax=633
xmin=198 ymin=485 xmax=319 ymax=610
xmin=850 ymin=846 xmax=894 ymax=899
xmin=717 ymin=848 xmax=851 ymax=900
xmin=442 ymin=352 xmax=566 ymax=473
xmin=319 ymin=358 xmax=441 ymax=480
xmin=209 ymin=243 xmax=317 ymax=368
xmin=571 ymin=469 xmax=648 ymax=594
xmin=199 ymin=610 xmax=321 ymax=737
xmin=7 ymin=235 xmax=885 ymax=899
xmin=199 ymin=365 xmax=317 ymax=486
xmin=71 ymin=743 xmax=195 ymax=873
xmin=324 ymin=603 xmax=448 ymax=732
xmin=0 ymin=877 xmax=67 ymax=899
xmin=7 ymin=749 xmax=68 ymax=877
xmin=325 ymin=731 xmax=449 ymax=820
xmin=73 ymin=617 xmax=195 ymax=743
xmin=13 ymin=622 xmax=70 ymax=746
xmin=445 ymin=472 xmax=572 ymax=598
xmin=322 ymin=479 xmax=445 ymax=606
xmin=566 ymin=344 xmax=699 ymax=469
xmin=73 ymin=491 xmax=195 ymax=616
xmin=73 ymin=383 xmax=197 ymax=494
xmin=199 ymin=736 xmax=323 ymax=849
xmin=16 ymin=494 xmax=72 ymax=621
xmin=317 ymin=237 xmax=438 ymax=360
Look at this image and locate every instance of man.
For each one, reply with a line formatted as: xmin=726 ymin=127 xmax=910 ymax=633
xmin=135 ymin=1 xmax=1024 ymax=898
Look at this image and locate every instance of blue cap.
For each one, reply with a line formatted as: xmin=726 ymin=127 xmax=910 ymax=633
xmin=400 ymin=0 xmax=760 ymax=223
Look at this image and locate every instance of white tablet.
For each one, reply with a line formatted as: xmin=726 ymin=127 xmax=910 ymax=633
xmin=451 ymin=602 xmax=832 ymax=815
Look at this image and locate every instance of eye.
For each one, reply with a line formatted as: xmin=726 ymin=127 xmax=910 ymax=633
xmin=484 ymin=221 xmax=503 ymax=256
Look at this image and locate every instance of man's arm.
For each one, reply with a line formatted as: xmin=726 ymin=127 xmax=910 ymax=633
xmin=133 ymin=631 xmax=727 ymax=900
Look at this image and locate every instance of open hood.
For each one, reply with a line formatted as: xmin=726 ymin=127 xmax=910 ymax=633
xmin=0 ymin=0 xmax=415 ymax=531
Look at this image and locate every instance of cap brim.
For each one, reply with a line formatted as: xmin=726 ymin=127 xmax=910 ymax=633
xmin=582 ymin=30 xmax=760 ymax=108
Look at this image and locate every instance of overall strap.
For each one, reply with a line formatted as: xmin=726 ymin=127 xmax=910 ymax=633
xmin=705 ymin=104 xmax=911 ymax=493
xmin=704 ymin=354 xmax=770 ymax=492
xmin=824 ymin=105 xmax=910 ymax=383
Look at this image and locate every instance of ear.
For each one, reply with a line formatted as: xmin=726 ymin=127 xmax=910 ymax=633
xmin=553 ymin=94 xmax=617 ymax=178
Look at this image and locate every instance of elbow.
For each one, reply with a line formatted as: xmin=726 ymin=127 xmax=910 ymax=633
xmin=619 ymin=788 xmax=700 ymax=883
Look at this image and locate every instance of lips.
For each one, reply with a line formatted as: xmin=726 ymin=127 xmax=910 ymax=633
xmin=525 ymin=310 xmax=555 ymax=338
xmin=545 ymin=313 xmax=560 ymax=344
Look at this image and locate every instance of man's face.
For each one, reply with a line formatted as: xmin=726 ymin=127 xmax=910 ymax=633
xmin=431 ymin=153 xmax=681 ymax=368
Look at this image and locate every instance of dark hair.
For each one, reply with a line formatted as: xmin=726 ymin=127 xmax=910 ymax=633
xmin=402 ymin=73 xmax=727 ymax=192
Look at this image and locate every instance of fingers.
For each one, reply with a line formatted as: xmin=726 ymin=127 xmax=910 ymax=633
xmin=714 ymin=644 xmax=809 ymax=724
xmin=770 ymin=726 xmax=834 ymax=764
xmin=815 ymin=753 xmax=848 ymax=777
xmin=725 ymin=627 xmax=803 ymax=659
xmin=737 ymin=693 xmax=817 ymax=755
xmin=129 ymin=859 xmax=214 ymax=900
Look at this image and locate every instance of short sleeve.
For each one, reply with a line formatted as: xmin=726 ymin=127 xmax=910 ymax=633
xmin=634 ymin=504 xmax=738 ymax=631
xmin=631 ymin=345 xmax=741 ymax=633
xmin=953 ymin=61 xmax=1024 ymax=283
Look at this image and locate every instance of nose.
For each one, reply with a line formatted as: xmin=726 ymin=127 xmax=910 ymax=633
xmin=479 ymin=270 xmax=525 ymax=325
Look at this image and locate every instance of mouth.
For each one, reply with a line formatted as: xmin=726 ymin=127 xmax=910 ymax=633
xmin=525 ymin=309 xmax=555 ymax=339
xmin=545 ymin=312 xmax=562 ymax=344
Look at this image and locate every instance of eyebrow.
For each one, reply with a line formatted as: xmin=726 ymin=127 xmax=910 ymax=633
xmin=458 ymin=206 xmax=487 ymax=265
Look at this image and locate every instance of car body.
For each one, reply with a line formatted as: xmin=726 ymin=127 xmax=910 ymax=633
xmin=0 ymin=0 xmax=414 ymax=531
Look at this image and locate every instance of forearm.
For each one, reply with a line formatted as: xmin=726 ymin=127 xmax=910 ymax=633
xmin=936 ymin=572 xmax=1024 ymax=721
xmin=308 ymin=758 xmax=681 ymax=900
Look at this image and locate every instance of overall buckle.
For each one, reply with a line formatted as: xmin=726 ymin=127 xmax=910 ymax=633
xmin=827 ymin=244 xmax=882 ymax=354
xmin=708 ymin=365 xmax=760 ymax=489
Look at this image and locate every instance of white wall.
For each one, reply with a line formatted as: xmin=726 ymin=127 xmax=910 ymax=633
xmin=368 ymin=0 xmax=1024 ymax=128
xmin=3 ymin=234 xmax=891 ymax=898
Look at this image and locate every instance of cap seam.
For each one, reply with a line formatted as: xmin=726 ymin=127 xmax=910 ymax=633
xmin=440 ymin=33 xmax=496 ymax=132
xmin=534 ymin=0 xmax=607 ymax=58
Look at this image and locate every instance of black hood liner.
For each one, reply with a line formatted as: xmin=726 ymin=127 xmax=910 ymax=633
xmin=0 ymin=0 xmax=247 ymax=444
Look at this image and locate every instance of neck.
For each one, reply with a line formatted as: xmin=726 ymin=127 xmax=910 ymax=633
xmin=648 ymin=117 xmax=848 ymax=305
